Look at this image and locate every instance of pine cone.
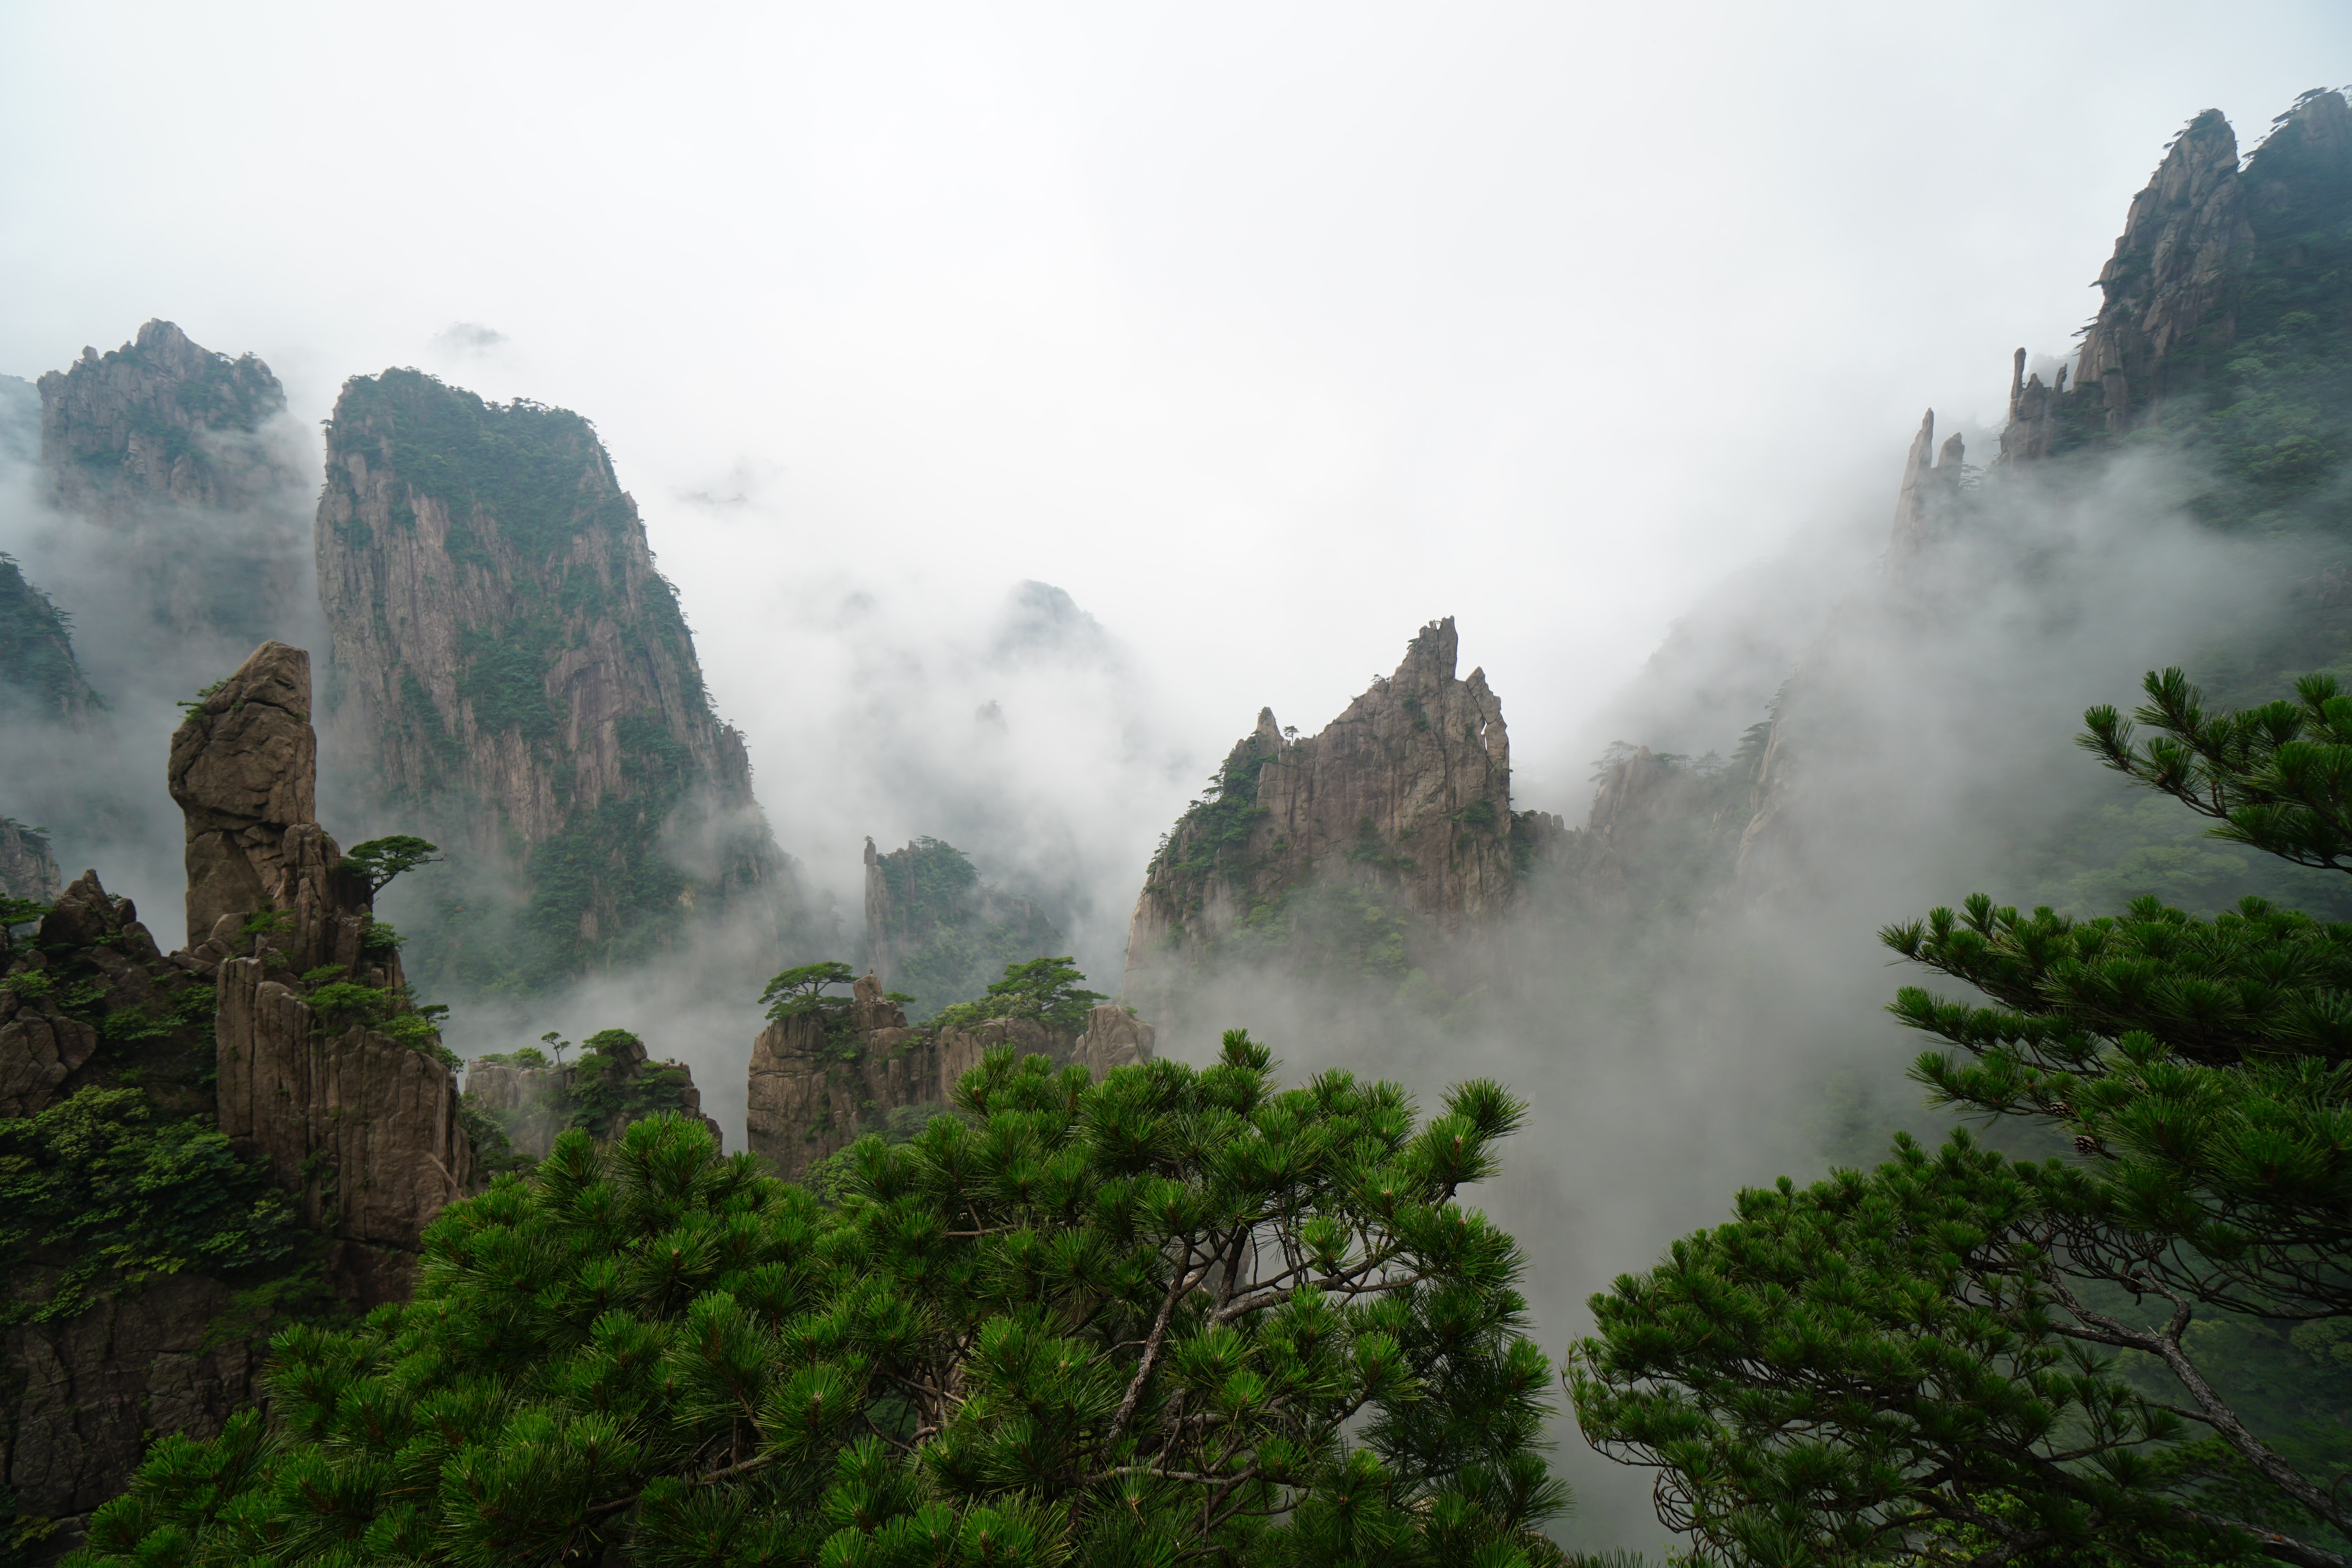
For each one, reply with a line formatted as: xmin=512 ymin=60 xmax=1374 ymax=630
xmin=2073 ymin=1134 xmax=2102 ymax=1156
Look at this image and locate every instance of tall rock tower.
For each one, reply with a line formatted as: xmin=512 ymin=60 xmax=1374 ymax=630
xmin=315 ymin=368 xmax=807 ymax=990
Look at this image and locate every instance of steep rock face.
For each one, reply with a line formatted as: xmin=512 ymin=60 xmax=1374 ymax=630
xmin=167 ymin=639 xmax=471 ymax=1301
xmin=863 ymin=836 xmax=1063 ymax=1019
xmin=0 ymin=818 xmax=60 ymax=902
xmin=34 ymin=321 xmax=310 ymax=650
xmin=315 ymin=370 xmax=805 ymax=988
xmin=2002 ymin=91 xmax=2352 ymax=466
xmin=2072 ymin=110 xmax=2254 ymax=431
xmin=3 ymin=1272 xmax=262 ymax=1553
xmin=746 ymin=976 xmax=1152 ymax=1180
xmin=1123 ymin=619 xmax=1524 ymax=1007
xmin=212 ymin=959 xmax=474 ymax=1304
xmin=0 ymin=555 xmax=102 ymax=725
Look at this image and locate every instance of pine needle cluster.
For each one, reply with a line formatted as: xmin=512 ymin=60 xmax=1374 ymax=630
xmin=73 ymin=1033 xmax=1565 ymax=1568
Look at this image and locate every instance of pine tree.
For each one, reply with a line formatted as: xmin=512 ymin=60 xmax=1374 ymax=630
xmin=73 ymin=1034 xmax=1565 ymax=1568
xmin=1572 ymin=668 xmax=2352 ymax=1567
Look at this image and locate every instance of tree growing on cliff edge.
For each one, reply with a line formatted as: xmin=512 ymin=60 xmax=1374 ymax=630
xmin=73 ymin=1035 xmax=1564 ymax=1568
xmin=1570 ymin=668 xmax=2352 ymax=1568
xmin=929 ymin=954 xmax=1105 ymax=1034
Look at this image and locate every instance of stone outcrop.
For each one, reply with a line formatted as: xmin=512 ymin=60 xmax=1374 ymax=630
xmin=2000 ymin=91 xmax=2352 ymax=464
xmin=4 ymin=1271 xmax=264 ymax=1555
xmin=863 ymin=836 xmax=1063 ymax=1018
xmin=34 ymin=320 xmax=310 ymax=653
xmin=746 ymin=975 xmax=1154 ymax=1181
xmin=2072 ymin=109 xmax=2254 ymax=432
xmin=166 ymin=639 xmax=472 ymax=1300
xmin=212 ymin=958 xmax=474 ymax=1304
xmin=464 ymin=1035 xmax=724 ymax=1165
xmin=1123 ymin=619 xmax=1529 ymax=1008
xmin=314 ymin=369 xmax=808 ymax=984
xmin=0 ymin=817 xmax=60 ymax=902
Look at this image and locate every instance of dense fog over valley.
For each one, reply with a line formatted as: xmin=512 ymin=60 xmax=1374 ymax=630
xmin=8 ymin=5 xmax=2352 ymax=1564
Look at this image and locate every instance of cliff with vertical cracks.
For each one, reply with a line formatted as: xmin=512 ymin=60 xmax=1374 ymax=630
xmin=1123 ymin=618 xmax=1540 ymax=1016
xmin=862 ymin=836 xmax=1063 ymax=1020
xmin=34 ymin=320 xmax=312 ymax=654
xmin=0 ymin=818 xmax=59 ymax=902
xmin=745 ymin=975 xmax=1152 ymax=1181
xmin=314 ymin=369 xmax=808 ymax=990
xmin=2 ymin=641 xmax=481 ymax=1559
xmin=175 ymin=641 xmax=475 ymax=1302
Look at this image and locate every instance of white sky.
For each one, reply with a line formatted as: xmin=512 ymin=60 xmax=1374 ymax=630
xmin=4 ymin=1 xmax=2347 ymax=862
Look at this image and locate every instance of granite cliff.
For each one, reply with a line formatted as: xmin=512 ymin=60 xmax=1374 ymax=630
xmin=2 ymin=640 xmax=478 ymax=1559
xmin=744 ymin=973 xmax=1152 ymax=1180
xmin=33 ymin=321 xmax=312 ymax=657
xmin=314 ymin=369 xmax=809 ymax=991
xmin=1123 ymin=618 xmax=1543 ymax=1017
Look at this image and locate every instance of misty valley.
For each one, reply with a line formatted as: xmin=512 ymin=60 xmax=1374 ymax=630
xmin=5 ymin=85 xmax=2352 ymax=1568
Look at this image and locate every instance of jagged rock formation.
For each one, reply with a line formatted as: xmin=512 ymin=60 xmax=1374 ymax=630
xmin=746 ymin=975 xmax=1152 ymax=1180
xmin=2002 ymin=90 xmax=2352 ymax=464
xmin=463 ymin=1033 xmax=723 ymax=1165
xmin=0 ymin=818 xmax=59 ymax=902
xmin=2 ymin=871 xmax=249 ymax=1558
xmin=863 ymin=836 xmax=1063 ymax=1020
xmin=169 ymin=641 xmax=473 ymax=1301
xmin=1886 ymin=411 xmax=1968 ymax=557
xmin=1123 ymin=619 xmax=1534 ymax=1012
xmin=33 ymin=321 xmax=310 ymax=652
xmin=314 ymin=369 xmax=806 ymax=989
xmin=0 ymin=555 xmax=102 ymax=725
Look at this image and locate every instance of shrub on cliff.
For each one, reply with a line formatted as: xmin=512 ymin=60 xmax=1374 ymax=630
xmin=73 ymin=1035 xmax=1564 ymax=1568
xmin=928 ymin=955 xmax=1105 ymax=1034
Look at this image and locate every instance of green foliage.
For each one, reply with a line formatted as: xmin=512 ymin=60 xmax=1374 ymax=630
xmin=0 ymin=552 xmax=102 ymax=719
xmin=762 ymin=961 xmax=858 ymax=1027
xmin=71 ymin=1037 xmax=1564 ymax=1568
xmin=1149 ymin=735 xmax=1278 ymax=907
xmin=564 ymin=1029 xmax=696 ymax=1137
xmin=869 ymin=839 xmax=1065 ymax=1023
xmin=0 ymin=897 xmax=48 ymax=950
xmin=1575 ymin=668 xmax=2352 ymax=1564
xmin=929 ymin=955 xmax=1104 ymax=1034
xmin=341 ymin=835 xmax=443 ymax=898
xmin=0 ymin=1088 xmax=303 ymax=1323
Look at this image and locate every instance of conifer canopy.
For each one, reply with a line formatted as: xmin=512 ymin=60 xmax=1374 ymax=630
xmin=74 ymin=1033 xmax=1564 ymax=1568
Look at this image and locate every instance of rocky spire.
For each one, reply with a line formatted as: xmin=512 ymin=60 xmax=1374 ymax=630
xmin=1887 ymin=410 xmax=1967 ymax=555
xmin=2074 ymin=109 xmax=2254 ymax=430
xmin=1122 ymin=618 xmax=1525 ymax=1013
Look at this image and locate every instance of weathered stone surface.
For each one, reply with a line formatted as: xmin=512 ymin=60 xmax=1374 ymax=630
xmin=1123 ymin=619 xmax=1526 ymax=1008
xmin=2 ymin=1269 xmax=263 ymax=1559
xmin=746 ymin=975 xmax=1153 ymax=1181
xmin=214 ymin=956 xmax=476 ymax=1304
xmin=2073 ymin=109 xmax=2253 ymax=431
xmin=314 ymin=371 xmax=808 ymax=976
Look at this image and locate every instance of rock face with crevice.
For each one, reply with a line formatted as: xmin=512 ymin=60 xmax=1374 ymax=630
xmin=0 ymin=817 xmax=60 ymax=902
xmin=169 ymin=641 xmax=475 ymax=1302
xmin=1122 ymin=618 xmax=1538 ymax=1013
xmin=745 ymin=975 xmax=1152 ymax=1181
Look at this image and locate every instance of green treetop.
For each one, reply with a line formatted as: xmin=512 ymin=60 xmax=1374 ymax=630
xmin=1572 ymin=667 xmax=2352 ymax=1567
xmin=930 ymin=955 xmax=1105 ymax=1034
xmin=73 ymin=1033 xmax=1564 ymax=1568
